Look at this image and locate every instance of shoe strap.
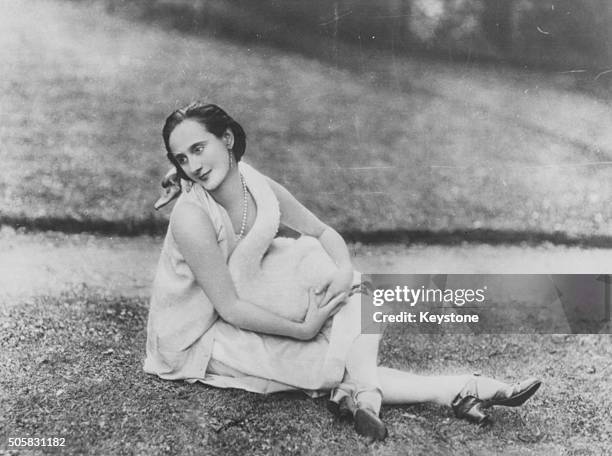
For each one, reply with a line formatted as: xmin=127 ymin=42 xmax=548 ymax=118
xmin=352 ymin=385 xmax=384 ymax=411
xmin=330 ymin=381 xmax=356 ymax=404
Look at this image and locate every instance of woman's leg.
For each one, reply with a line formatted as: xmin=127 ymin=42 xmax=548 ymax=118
xmin=339 ymin=279 xmax=385 ymax=414
xmin=378 ymin=367 xmax=513 ymax=406
xmin=341 ymin=332 xmax=388 ymax=440
xmin=338 ymin=280 xmax=525 ymax=413
xmin=344 ymin=333 xmax=383 ymax=413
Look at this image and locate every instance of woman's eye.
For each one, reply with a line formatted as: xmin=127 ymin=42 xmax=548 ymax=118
xmin=194 ymin=145 xmax=205 ymax=154
xmin=177 ymin=156 xmax=187 ymax=165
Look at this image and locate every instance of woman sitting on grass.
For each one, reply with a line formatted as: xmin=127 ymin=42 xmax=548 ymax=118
xmin=144 ymin=102 xmax=541 ymax=441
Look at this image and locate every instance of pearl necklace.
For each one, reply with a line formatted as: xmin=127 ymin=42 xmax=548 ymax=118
xmin=236 ymin=172 xmax=248 ymax=241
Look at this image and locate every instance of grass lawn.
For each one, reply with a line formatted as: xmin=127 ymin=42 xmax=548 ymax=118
xmin=1 ymin=287 xmax=610 ymax=455
xmin=1 ymin=0 xmax=612 ymax=238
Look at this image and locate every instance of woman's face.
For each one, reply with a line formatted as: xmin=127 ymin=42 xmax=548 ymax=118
xmin=168 ymin=119 xmax=233 ymax=192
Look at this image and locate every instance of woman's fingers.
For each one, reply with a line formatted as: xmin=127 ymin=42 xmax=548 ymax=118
xmin=302 ymin=289 xmax=349 ymax=339
xmin=328 ymin=302 xmax=345 ymax=317
xmin=322 ymin=280 xmax=342 ymax=305
xmin=308 ymin=287 xmax=317 ymax=305
xmin=308 ymin=287 xmax=326 ymax=309
xmin=317 ymin=283 xmax=332 ymax=307
xmin=315 ymin=283 xmax=329 ymax=294
xmin=321 ymin=268 xmax=354 ymax=305
xmin=321 ymin=291 xmax=348 ymax=316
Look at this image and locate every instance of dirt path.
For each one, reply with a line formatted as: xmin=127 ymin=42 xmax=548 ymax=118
xmin=2 ymin=228 xmax=611 ymax=301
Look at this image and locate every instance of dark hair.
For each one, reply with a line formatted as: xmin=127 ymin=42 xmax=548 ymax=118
xmin=162 ymin=103 xmax=247 ymax=180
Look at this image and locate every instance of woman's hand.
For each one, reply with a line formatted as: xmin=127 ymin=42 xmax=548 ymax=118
xmin=298 ymin=288 xmax=348 ymax=340
xmin=319 ymin=265 xmax=353 ymax=308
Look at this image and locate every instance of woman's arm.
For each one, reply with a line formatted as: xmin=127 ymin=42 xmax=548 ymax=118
xmin=266 ymin=178 xmax=354 ymax=302
xmin=171 ymin=202 xmax=342 ymax=340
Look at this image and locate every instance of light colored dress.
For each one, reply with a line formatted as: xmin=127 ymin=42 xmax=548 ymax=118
xmin=144 ymin=162 xmax=362 ymax=395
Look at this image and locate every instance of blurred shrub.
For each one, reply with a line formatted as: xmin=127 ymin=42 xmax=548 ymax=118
xmin=312 ymin=0 xmax=612 ymax=69
xmin=509 ymin=0 xmax=612 ymax=68
xmin=110 ymin=0 xmax=611 ymax=70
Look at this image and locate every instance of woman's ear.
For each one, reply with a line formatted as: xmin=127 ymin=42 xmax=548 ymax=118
xmin=223 ymin=128 xmax=235 ymax=150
